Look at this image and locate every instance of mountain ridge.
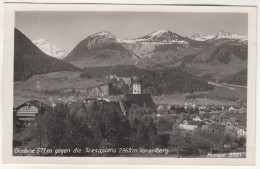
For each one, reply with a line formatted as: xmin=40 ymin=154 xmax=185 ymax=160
xmin=14 ymin=28 xmax=80 ymax=81
xmin=190 ymin=31 xmax=247 ymax=41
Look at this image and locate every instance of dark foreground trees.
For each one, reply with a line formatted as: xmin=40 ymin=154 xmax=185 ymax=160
xmin=32 ymin=102 xmax=160 ymax=156
xmin=14 ymin=101 xmax=246 ymax=157
xmin=35 ymin=101 xmax=130 ymax=154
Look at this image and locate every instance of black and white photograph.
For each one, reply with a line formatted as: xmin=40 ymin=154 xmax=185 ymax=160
xmin=2 ymin=3 xmax=257 ymax=166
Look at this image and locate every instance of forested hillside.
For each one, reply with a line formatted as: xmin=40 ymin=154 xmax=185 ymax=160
xmin=81 ymin=66 xmax=214 ymax=95
xmin=14 ymin=29 xmax=80 ymax=81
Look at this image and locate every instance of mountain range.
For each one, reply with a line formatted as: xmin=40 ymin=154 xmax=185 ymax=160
xmin=190 ymin=31 xmax=247 ymax=42
xmin=15 ymin=28 xmax=248 ymax=85
xmin=64 ymin=30 xmax=211 ymax=67
xmin=63 ymin=30 xmax=247 ymax=83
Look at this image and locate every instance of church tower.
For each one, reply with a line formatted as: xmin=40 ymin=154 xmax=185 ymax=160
xmin=132 ymin=77 xmax=142 ymax=94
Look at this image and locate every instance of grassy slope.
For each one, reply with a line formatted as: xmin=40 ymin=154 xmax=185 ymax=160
xmin=66 ymin=43 xmax=137 ymax=68
xmin=154 ymin=83 xmax=247 ymax=106
xmin=14 ymin=71 xmax=101 ymax=107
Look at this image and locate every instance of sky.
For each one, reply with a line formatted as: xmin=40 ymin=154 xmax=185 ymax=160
xmin=15 ymin=12 xmax=248 ymax=50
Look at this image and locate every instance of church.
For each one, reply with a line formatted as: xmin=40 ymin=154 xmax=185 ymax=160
xmin=119 ymin=77 xmax=157 ymax=115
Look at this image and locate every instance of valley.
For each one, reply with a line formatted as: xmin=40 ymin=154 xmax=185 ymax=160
xmin=11 ymin=11 xmax=250 ymax=159
xmin=13 ymin=28 xmax=248 ymax=107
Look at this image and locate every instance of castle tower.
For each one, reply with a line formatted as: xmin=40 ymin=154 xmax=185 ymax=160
xmin=132 ymin=77 xmax=141 ymax=94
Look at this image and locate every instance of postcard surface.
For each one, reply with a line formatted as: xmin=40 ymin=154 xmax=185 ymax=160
xmin=2 ymin=3 xmax=257 ymax=165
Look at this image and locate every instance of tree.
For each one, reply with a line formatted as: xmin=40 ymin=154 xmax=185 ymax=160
xmin=168 ymin=130 xmax=186 ymax=157
xmin=157 ymin=117 xmax=173 ymax=132
xmin=223 ymin=133 xmax=235 ymax=148
xmin=187 ymin=131 xmax=213 ymax=156
xmin=136 ymin=122 xmax=147 ymax=148
xmin=103 ymin=110 xmax=120 ymax=149
xmin=35 ymin=102 xmax=95 ymax=154
xmin=35 ymin=103 xmax=71 ymax=149
xmin=147 ymin=117 xmax=157 ymax=148
xmin=86 ymin=101 xmax=128 ymax=149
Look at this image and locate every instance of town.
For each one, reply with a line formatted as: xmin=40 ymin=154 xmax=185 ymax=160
xmin=13 ymin=76 xmax=247 ymax=157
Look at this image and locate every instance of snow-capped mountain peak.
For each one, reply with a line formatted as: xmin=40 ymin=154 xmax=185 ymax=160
xmin=96 ymin=31 xmax=111 ymax=35
xmin=89 ymin=31 xmax=121 ymax=41
xmin=134 ymin=30 xmax=188 ymax=45
xmin=190 ymin=31 xmax=248 ymax=41
xmin=33 ymin=39 xmax=70 ymax=59
xmin=215 ymin=31 xmax=236 ymax=39
xmin=84 ymin=31 xmax=120 ymax=49
xmin=190 ymin=33 xmax=215 ymax=41
xmin=150 ymin=30 xmax=171 ymax=37
xmin=141 ymin=30 xmax=176 ymax=40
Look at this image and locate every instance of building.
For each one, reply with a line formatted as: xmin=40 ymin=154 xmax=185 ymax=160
xmin=117 ymin=77 xmax=156 ymax=114
xmin=15 ymin=100 xmax=45 ymax=125
xmin=179 ymin=120 xmax=205 ymax=131
xmin=87 ymin=83 xmax=111 ymax=97
xmin=192 ymin=115 xmax=202 ymax=121
xmin=184 ymin=102 xmax=197 ymax=110
xmin=108 ymin=75 xmax=132 ymax=86
xmin=132 ymin=77 xmax=142 ymax=94
xmin=208 ymin=123 xmax=226 ymax=133
xmin=236 ymin=122 xmax=247 ymax=137
xmin=228 ymin=106 xmax=237 ymax=111
xmin=84 ymin=97 xmax=97 ymax=104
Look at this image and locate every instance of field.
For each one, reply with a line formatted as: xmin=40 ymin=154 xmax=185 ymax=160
xmin=154 ymin=82 xmax=247 ymax=106
xmin=13 ymin=71 xmax=101 ymax=107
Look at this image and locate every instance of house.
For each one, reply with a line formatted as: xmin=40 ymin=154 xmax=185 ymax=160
xmin=87 ymin=83 xmax=111 ymax=97
xmin=225 ymin=125 xmax=237 ymax=136
xmin=201 ymin=124 xmax=209 ymax=130
xmin=228 ymin=106 xmax=237 ymax=111
xmin=15 ymin=100 xmax=45 ymax=125
xmin=205 ymin=109 xmax=213 ymax=114
xmin=199 ymin=110 xmax=206 ymax=116
xmin=184 ymin=102 xmax=196 ymax=110
xmin=199 ymin=106 xmax=207 ymax=111
xmin=96 ymin=96 xmax=111 ymax=102
xmin=192 ymin=115 xmax=202 ymax=121
xmin=172 ymin=114 xmax=184 ymax=123
xmin=179 ymin=120 xmax=205 ymax=131
xmin=108 ymin=75 xmax=132 ymax=86
xmin=84 ymin=97 xmax=97 ymax=103
xmin=208 ymin=123 xmax=226 ymax=133
xmin=157 ymin=104 xmax=167 ymax=111
xmin=236 ymin=122 xmax=247 ymax=137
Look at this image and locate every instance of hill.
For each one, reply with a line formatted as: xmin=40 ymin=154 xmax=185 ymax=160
xmin=81 ymin=65 xmax=214 ymax=95
xmin=219 ymin=69 xmax=247 ymax=86
xmin=179 ymin=41 xmax=248 ymax=82
xmin=64 ymin=31 xmax=139 ymax=68
xmin=14 ymin=29 xmax=80 ymax=81
xmin=13 ymin=71 xmax=101 ymax=107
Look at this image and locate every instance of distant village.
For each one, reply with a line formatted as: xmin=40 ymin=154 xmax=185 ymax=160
xmin=14 ymin=76 xmax=247 ymax=142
